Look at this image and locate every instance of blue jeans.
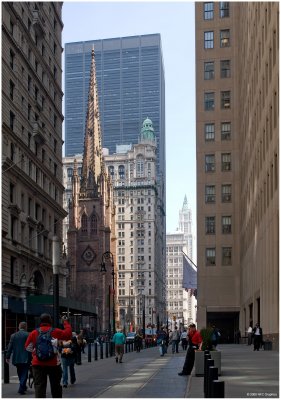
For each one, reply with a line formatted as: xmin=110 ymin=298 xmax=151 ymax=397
xmin=61 ymin=357 xmax=76 ymax=385
xmin=15 ymin=363 xmax=29 ymax=393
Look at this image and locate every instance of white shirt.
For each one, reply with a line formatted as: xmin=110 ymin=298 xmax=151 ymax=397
xmin=247 ymin=327 xmax=253 ymax=333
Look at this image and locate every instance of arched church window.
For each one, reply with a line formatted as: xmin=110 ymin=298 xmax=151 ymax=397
xmin=118 ymin=165 xmax=125 ymax=179
xmin=81 ymin=213 xmax=88 ymax=233
xmin=90 ymin=213 xmax=97 ymax=235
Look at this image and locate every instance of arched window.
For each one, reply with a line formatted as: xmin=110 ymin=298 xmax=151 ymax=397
xmin=118 ymin=165 xmax=125 ymax=179
xmin=90 ymin=213 xmax=97 ymax=235
xmin=81 ymin=213 xmax=88 ymax=233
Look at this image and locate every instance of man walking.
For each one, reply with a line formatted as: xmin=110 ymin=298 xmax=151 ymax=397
xmin=252 ymin=323 xmax=263 ymax=351
xmin=170 ymin=326 xmax=180 ymax=353
xmin=178 ymin=323 xmax=202 ymax=376
xmin=25 ymin=313 xmax=72 ymax=398
xmin=6 ymin=322 xmax=31 ymax=395
xmin=112 ymin=329 xmax=126 ymax=363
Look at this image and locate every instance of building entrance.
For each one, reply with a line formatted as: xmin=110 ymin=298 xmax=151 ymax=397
xmin=207 ymin=311 xmax=239 ymax=344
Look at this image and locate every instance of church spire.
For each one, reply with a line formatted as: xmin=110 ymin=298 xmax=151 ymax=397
xmin=182 ymin=195 xmax=188 ymax=211
xmin=80 ymin=47 xmax=103 ymax=197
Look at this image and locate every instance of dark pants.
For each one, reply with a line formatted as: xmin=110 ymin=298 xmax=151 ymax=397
xmin=181 ymin=338 xmax=188 ymax=350
xmin=172 ymin=340 xmax=179 ymax=353
xmin=253 ymin=335 xmax=262 ymax=350
xmin=182 ymin=345 xmax=197 ymax=374
xmin=248 ymin=333 xmax=252 ymax=345
xmin=32 ymin=365 xmax=62 ymax=398
xmin=15 ymin=363 xmax=29 ymax=393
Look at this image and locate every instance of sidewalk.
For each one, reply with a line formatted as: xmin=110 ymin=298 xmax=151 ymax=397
xmin=187 ymin=344 xmax=279 ymax=398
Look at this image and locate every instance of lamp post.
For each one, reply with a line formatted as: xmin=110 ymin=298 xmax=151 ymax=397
xmin=100 ymin=251 xmax=116 ymax=335
xmin=52 ymin=236 xmax=60 ymax=328
xmin=142 ymin=293 xmax=145 ymax=338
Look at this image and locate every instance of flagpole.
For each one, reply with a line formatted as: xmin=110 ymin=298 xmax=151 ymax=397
xmin=182 ymin=251 xmax=198 ymax=269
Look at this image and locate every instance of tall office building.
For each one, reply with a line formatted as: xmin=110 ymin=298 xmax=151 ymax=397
xmin=196 ymin=2 xmax=278 ymax=346
xmin=64 ymin=34 xmax=165 ymax=181
xmin=2 ymin=3 xmax=66 ymax=345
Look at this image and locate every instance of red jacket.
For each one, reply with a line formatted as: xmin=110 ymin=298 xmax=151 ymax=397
xmin=25 ymin=321 xmax=72 ymax=366
xmin=189 ymin=330 xmax=202 ymax=346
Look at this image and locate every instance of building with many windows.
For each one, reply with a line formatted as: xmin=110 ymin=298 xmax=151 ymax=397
xmin=2 ymin=3 xmax=67 ymax=345
xmin=104 ymin=118 xmax=166 ymax=331
xmin=196 ymin=2 xmax=278 ymax=346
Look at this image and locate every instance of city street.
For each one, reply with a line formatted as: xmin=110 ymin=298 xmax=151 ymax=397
xmin=2 ymin=344 xmax=279 ymax=398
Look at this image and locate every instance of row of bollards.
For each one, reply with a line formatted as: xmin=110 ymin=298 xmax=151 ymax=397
xmin=204 ymin=350 xmax=224 ymax=398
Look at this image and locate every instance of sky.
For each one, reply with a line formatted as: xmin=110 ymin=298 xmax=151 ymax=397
xmin=62 ymin=1 xmax=196 ymax=235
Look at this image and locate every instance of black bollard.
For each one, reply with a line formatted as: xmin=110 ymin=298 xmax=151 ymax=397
xmin=204 ymin=354 xmax=212 ymax=394
xmin=105 ymin=342 xmax=109 ymax=358
xmin=205 ymin=358 xmax=214 ymax=398
xmin=88 ymin=342 xmax=92 ymax=362
xmin=211 ymin=380 xmax=225 ymax=398
xmin=94 ymin=342 xmax=98 ymax=361
xmin=207 ymin=366 xmax=218 ymax=398
xmin=100 ymin=342 xmax=103 ymax=359
xmin=125 ymin=343 xmax=128 ymax=353
xmin=3 ymin=351 xmax=9 ymax=384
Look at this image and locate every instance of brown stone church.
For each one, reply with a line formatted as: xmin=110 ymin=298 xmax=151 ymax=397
xmin=67 ymin=49 xmax=116 ymax=332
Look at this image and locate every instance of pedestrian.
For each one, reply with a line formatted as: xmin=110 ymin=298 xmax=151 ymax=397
xmin=180 ymin=329 xmax=188 ymax=350
xmin=170 ymin=326 xmax=180 ymax=353
xmin=59 ymin=335 xmax=78 ymax=388
xmin=6 ymin=321 xmax=31 ymax=395
xmin=25 ymin=313 xmax=72 ymax=398
xmin=211 ymin=325 xmax=220 ymax=349
xmin=247 ymin=325 xmax=253 ymax=345
xmin=112 ymin=329 xmax=126 ymax=363
xmin=178 ymin=323 xmax=202 ymax=376
xmin=159 ymin=329 xmax=168 ymax=356
xmin=252 ymin=323 xmax=263 ymax=351
xmin=135 ymin=332 xmax=143 ymax=352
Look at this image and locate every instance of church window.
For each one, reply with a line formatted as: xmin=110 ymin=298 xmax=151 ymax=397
xmin=81 ymin=213 xmax=88 ymax=233
xmin=90 ymin=213 xmax=97 ymax=235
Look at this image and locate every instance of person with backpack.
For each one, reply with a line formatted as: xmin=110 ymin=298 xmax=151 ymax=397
xmin=25 ymin=313 xmax=72 ymax=398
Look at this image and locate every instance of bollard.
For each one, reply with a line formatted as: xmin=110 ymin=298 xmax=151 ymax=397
xmin=211 ymin=380 xmax=225 ymax=398
xmin=204 ymin=354 xmax=212 ymax=395
xmin=3 ymin=351 xmax=9 ymax=384
xmin=207 ymin=366 xmax=218 ymax=398
xmin=105 ymin=342 xmax=109 ymax=358
xmin=88 ymin=342 xmax=92 ymax=362
xmin=94 ymin=342 xmax=98 ymax=361
xmin=100 ymin=342 xmax=103 ymax=359
xmin=125 ymin=343 xmax=128 ymax=353
xmin=110 ymin=342 xmax=113 ymax=357
xmin=205 ymin=358 xmax=214 ymax=398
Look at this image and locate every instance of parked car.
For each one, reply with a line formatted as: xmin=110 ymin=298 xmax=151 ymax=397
xmin=126 ymin=332 xmax=136 ymax=343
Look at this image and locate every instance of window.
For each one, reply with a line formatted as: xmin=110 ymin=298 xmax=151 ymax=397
xmin=222 ymin=216 xmax=232 ymax=233
xmin=206 ymin=248 xmax=216 ymax=266
xmin=206 ymin=216 xmax=216 ymax=234
xmin=205 ymin=154 xmax=215 ymax=172
xmin=204 ymin=31 xmax=214 ymax=49
xmin=204 ymin=2 xmax=214 ymax=19
xmin=222 ymin=247 xmax=232 ymax=265
xmin=222 ymin=184 xmax=232 ymax=202
xmin=81 ymin=213 xmax=87 ymax=233
xmin=205 ymin=185 xmax=215 ymax=203
xmin=221 ymin=91 xmax=230 ymax=109
xmin=10 ymin=182 xmax=15 ymax=203
xmin=10 ymin=49 xmax=15 ymax=69
xmin=220 ymin=2 xmax=230 ymax=18
xmin=220 ymin=29 xmax=230 ymax=47
xmin=221 ymin=122 xmax=231 ymax=140
xmin=204 ymin=92 xmax=215 ymax=111
xmin=205 ymin=123 xmax=215 ymax=141
xmin=204 ymin=61 xmax=214 ymax=80
xmin=221 ymin=60 xmax=231 ymax=78
xmin=10 ymin=111 xmax=15 ymax=131
xmin=136 ymin=157 xmax=144 ymax=177
xmin=11 ymin=256 xmax=16 ymax=283
xmin=118 ymin=165 xmax=125 ymax=179
xmin=10 ymin=143 xmax=15 ymax=161
xmin=221 ymin=153 xmax=231 ymax=171
xmin=10 ymin=19 xmax=14 ymax=35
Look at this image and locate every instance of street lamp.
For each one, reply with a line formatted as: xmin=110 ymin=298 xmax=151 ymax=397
xmin=52 ymin=236 xmax=60 ymax=328
xmin=100 ymin=251 xmax=116 ymax=334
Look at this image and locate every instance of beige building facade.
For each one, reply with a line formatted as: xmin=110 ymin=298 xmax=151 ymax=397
xmin=196 ymin=2 xmax=278 ymax=346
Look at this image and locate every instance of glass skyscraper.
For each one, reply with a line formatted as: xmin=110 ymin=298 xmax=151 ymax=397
xmin=64 ymin=34 xmax=165 ymax=179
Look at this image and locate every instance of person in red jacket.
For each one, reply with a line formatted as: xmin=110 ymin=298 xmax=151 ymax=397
xmin=178 ymin=323 xmax=202 ymax=376
xmin=25 ymin=313 xmax=72 ymax=398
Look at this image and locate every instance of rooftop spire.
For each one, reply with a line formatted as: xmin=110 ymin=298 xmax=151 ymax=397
xmin=140 ymin=117 xmax=156 ymax=142
xmin=182 ymin=195 xmax=188 ymax=211
xmin=80 ymin=47 xmax=103 ymax=197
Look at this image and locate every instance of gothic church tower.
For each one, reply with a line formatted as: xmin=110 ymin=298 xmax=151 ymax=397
xmin=67 ymin=49 xmax=116 ymax=330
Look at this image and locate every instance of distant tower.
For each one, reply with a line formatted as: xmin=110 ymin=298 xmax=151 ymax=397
xmin=67 ymin=49 xmax=116 ymax=331
xmin=179 ymin=195 xmax=193 ymax=260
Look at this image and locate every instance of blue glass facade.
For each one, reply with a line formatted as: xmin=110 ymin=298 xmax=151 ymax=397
xmin=64 ymin=34 xmax=165 ymax=180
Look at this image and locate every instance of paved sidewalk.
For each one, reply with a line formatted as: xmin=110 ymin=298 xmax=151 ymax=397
xmin=187 ymin=344 xmax=279 ymax=398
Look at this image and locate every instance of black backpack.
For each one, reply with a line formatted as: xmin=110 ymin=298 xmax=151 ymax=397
xmin=35 ymin=328 xmax=55 ymax=361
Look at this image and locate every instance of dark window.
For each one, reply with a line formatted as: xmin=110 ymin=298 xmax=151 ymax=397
xmin=204 ymin=31 xmax=214 ymax=49
xmin=204 ymin=92 xmax=215 ymax=111
xmin=220 ymin=2 xmax=230 ymax=18
xmin=119 ymin=165 xmax=125 ymax=179
xmin=205 ymin=154 xmax=215 ymax=172
xmin=10 ymin=49 xmax=15 ymax=69
xmin=10 ymin=19 xmax=14 ymax=35
xmin=221 ymin=60 xmax=231 ymax=78
xmin=205 ymin=185 xmax=215 ymax=203
xmin=221 ymin=91 xmax=231 ymax=109
xmin=90 ymin=214 xmax=97 ymax=234
xmin=204 ymin=61 xmax=214 ymax=79
xmin=54 ymin=138 xmax=57 ymax=153
xmin=205 ymin=123 xmax=215 ymax=141
xmin=206 ymin=248 xmax=216 ymax=266
xmin=28 ymin=104 xmax=31 ymax=120
xmin=221 ymin=153 xmax=231 ymax=171
xmin=10 ymin=182 xmax=15 ymax=203
xmin=222 ymin=247 xmax=232 ymax=265
xmin=222 ymin=184 xmax=232 ymax=202
xmin=81 ymin=214 xmax=88 ymax=233
xmin=10 ymin=111 xmax=15 ymax=131
xmin=220 ymin=29 xmax=230 ymax=47
xmin=221 ymin=122 xmax=231 ymax=140
xmin=11 ymin=215 xmax=17 ymax=241
xmin=222 ymin=216 xmax=232 ymax=233
xmin=28 ymin=75 xmax=31 ymax=92
xmin=10 ymin=142 xmax=15 ymax=161
xmin=206 ymin=216 xmax=216 ymax=234
xmin=204 ymin=2 xmax=214 ymax=19
xmin=54 ymin=163 xmax=57 ymax=177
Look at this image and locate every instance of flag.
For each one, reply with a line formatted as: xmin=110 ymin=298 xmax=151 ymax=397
xmin=182 ymin=253 xmax=197 ymax=290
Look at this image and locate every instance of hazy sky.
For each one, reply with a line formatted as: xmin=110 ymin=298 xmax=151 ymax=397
xmin=62 ymin=1 xmax=196 ymax=234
